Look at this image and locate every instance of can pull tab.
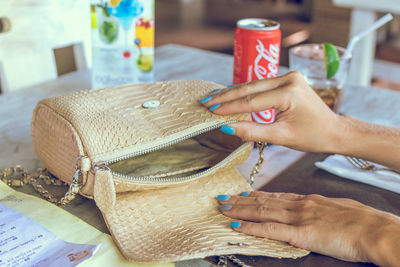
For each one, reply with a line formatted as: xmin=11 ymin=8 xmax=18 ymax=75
xmin=93 ymin=162 xmax=116 ymax=213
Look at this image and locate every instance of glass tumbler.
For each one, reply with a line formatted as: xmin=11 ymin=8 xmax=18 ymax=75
xmin=289 ymin=43 xmax=351 ymax=112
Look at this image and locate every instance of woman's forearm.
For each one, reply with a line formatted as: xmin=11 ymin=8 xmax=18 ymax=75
xmin=331 ymin=115 xmax=400 ymax=171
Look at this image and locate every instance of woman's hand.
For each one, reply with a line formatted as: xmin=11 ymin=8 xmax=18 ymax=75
xmin=201 ymin=71 xmax=343 ymax=153
xmin=201 ymin=71 xmax=400 ymax=170
xmin=217 ymin=191 xmax=400 ymax=266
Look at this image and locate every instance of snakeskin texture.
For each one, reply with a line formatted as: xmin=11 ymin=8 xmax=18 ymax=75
xmin=105 ymin=161 xmax=309 ymax=262
xmin=31 ymin=80 xmax=310 ymax=262
xmin=38 ymin=80 xmax=249 ymax=163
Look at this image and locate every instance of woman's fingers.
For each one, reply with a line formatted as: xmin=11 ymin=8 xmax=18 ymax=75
xmin=219 ymin=195 xmax=295 ymax=208
xmin=222 ymin=121 xmax=284 ymax=143
xmin=204 ymin=74 xmax=289 ymax=108
xmin=232 ymin=221 xmax=297 ymax=245
xmin=217 ymin=193 xmax=305 ymax=224
xmin=220 ymin=204 xmax=296 ymax=224
xmin=249 ymin=191 xmax=306 ymax=201
xmin=208 ymin=86 xmax=291 ymax=115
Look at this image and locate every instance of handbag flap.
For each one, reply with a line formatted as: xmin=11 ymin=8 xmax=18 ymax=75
xmin=38 ymin=80 xmax=250 ymax=163
xmin=102 ymin=160 xmax=309 ymax=262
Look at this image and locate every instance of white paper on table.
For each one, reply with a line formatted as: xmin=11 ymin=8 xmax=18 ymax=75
xmin=0 ymin=203 xmax=100 ymax=267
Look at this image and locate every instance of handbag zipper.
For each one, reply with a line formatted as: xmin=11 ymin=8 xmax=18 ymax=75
xmin=93 ymin=120 xmax=246 ymax=183
xmin=112 ymin=142 xmax=249 ymax=183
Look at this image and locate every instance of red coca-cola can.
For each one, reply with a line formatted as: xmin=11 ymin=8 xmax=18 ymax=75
xmin=233 ymin=18 xmax=281 ymax=124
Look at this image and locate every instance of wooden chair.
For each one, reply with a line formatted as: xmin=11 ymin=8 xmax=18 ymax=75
xmin=0 ymin=0 xmax=91 ymax=94
xmin=333 ymin=0 xmax=400 ymax=86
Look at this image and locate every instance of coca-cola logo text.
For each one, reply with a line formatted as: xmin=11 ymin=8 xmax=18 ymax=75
xmin=254 ymin=40 xmax=280 ymax=80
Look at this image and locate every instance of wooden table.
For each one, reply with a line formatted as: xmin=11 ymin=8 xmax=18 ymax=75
xmin=1 ymin=44 xmax=400 ymax=266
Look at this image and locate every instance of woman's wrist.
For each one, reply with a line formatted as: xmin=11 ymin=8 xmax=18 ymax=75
xmin=324 ymin=115 xmax=400 ymax=169
xmin=363 ymin=218 xmax=400 ymax=266
xmin=323 ymin=114 xmax=354 ymax=155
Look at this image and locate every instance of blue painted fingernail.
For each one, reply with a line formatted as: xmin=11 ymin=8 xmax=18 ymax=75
xmin=231 ymin=222 xmax=241 ymax=228
xmin=239 ymin=192 xmax=250 ymax=197
xmin=217 ymin=195 xmax=230 ymax=201
xmin=210 ymin=89 xmax=221 ymax=95
xmin=201 ymin=96 xmax=212 ymax=104
xmin=227 ymin=84 xmax=235 ymax=87
xmin=220 ymin=125 xmax=235 ymax=135
xmin=209 ymin=104 xmax=220 ymax=111
xmin=219 ymin=205 xmax=232 ymax=211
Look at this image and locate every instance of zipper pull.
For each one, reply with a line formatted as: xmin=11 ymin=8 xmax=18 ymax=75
xmin=93 ymin=161 xmax=110 ymax=172
xmin=93 ymin=161 xmax=116 ymax=213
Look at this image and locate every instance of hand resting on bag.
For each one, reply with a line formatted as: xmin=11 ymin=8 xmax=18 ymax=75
xmin=200 ymin=72 xmax=400 ymax=266
xmin=217 ymin=191 xmax=400 ymax=266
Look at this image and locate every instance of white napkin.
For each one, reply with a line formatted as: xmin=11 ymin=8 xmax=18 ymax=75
xmin=315 ymin=154 xmax=400 ymax=194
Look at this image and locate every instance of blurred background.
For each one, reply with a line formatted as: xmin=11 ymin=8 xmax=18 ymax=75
xmin=155 ymin=0 xmax=400 ymax=90
xmin=0 ymin=0 xmax=399 ymax=93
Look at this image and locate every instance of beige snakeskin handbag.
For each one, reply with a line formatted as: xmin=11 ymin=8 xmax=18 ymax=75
xmin=29 ymin=80 xmax=308 ymax=263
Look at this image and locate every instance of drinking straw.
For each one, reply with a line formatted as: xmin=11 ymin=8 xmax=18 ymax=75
xmin=344 ymin=13 xmax=393 ymax=59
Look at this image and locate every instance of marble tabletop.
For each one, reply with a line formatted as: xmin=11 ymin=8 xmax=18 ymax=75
xmin=1 ymin=44 xmax=400 ymax=266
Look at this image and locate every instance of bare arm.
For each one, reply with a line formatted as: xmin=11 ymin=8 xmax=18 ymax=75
xmin=335 ymin=116 xmax=400 ymax=170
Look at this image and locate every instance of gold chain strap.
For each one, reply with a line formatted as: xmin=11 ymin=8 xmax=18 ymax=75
xmin=1 ymin=165 xmax=81 ymax=206
xmin=248 ymin=141 xmax=267 ymax=185
xmin=217 ymin=255 xmax=252 ymax=267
